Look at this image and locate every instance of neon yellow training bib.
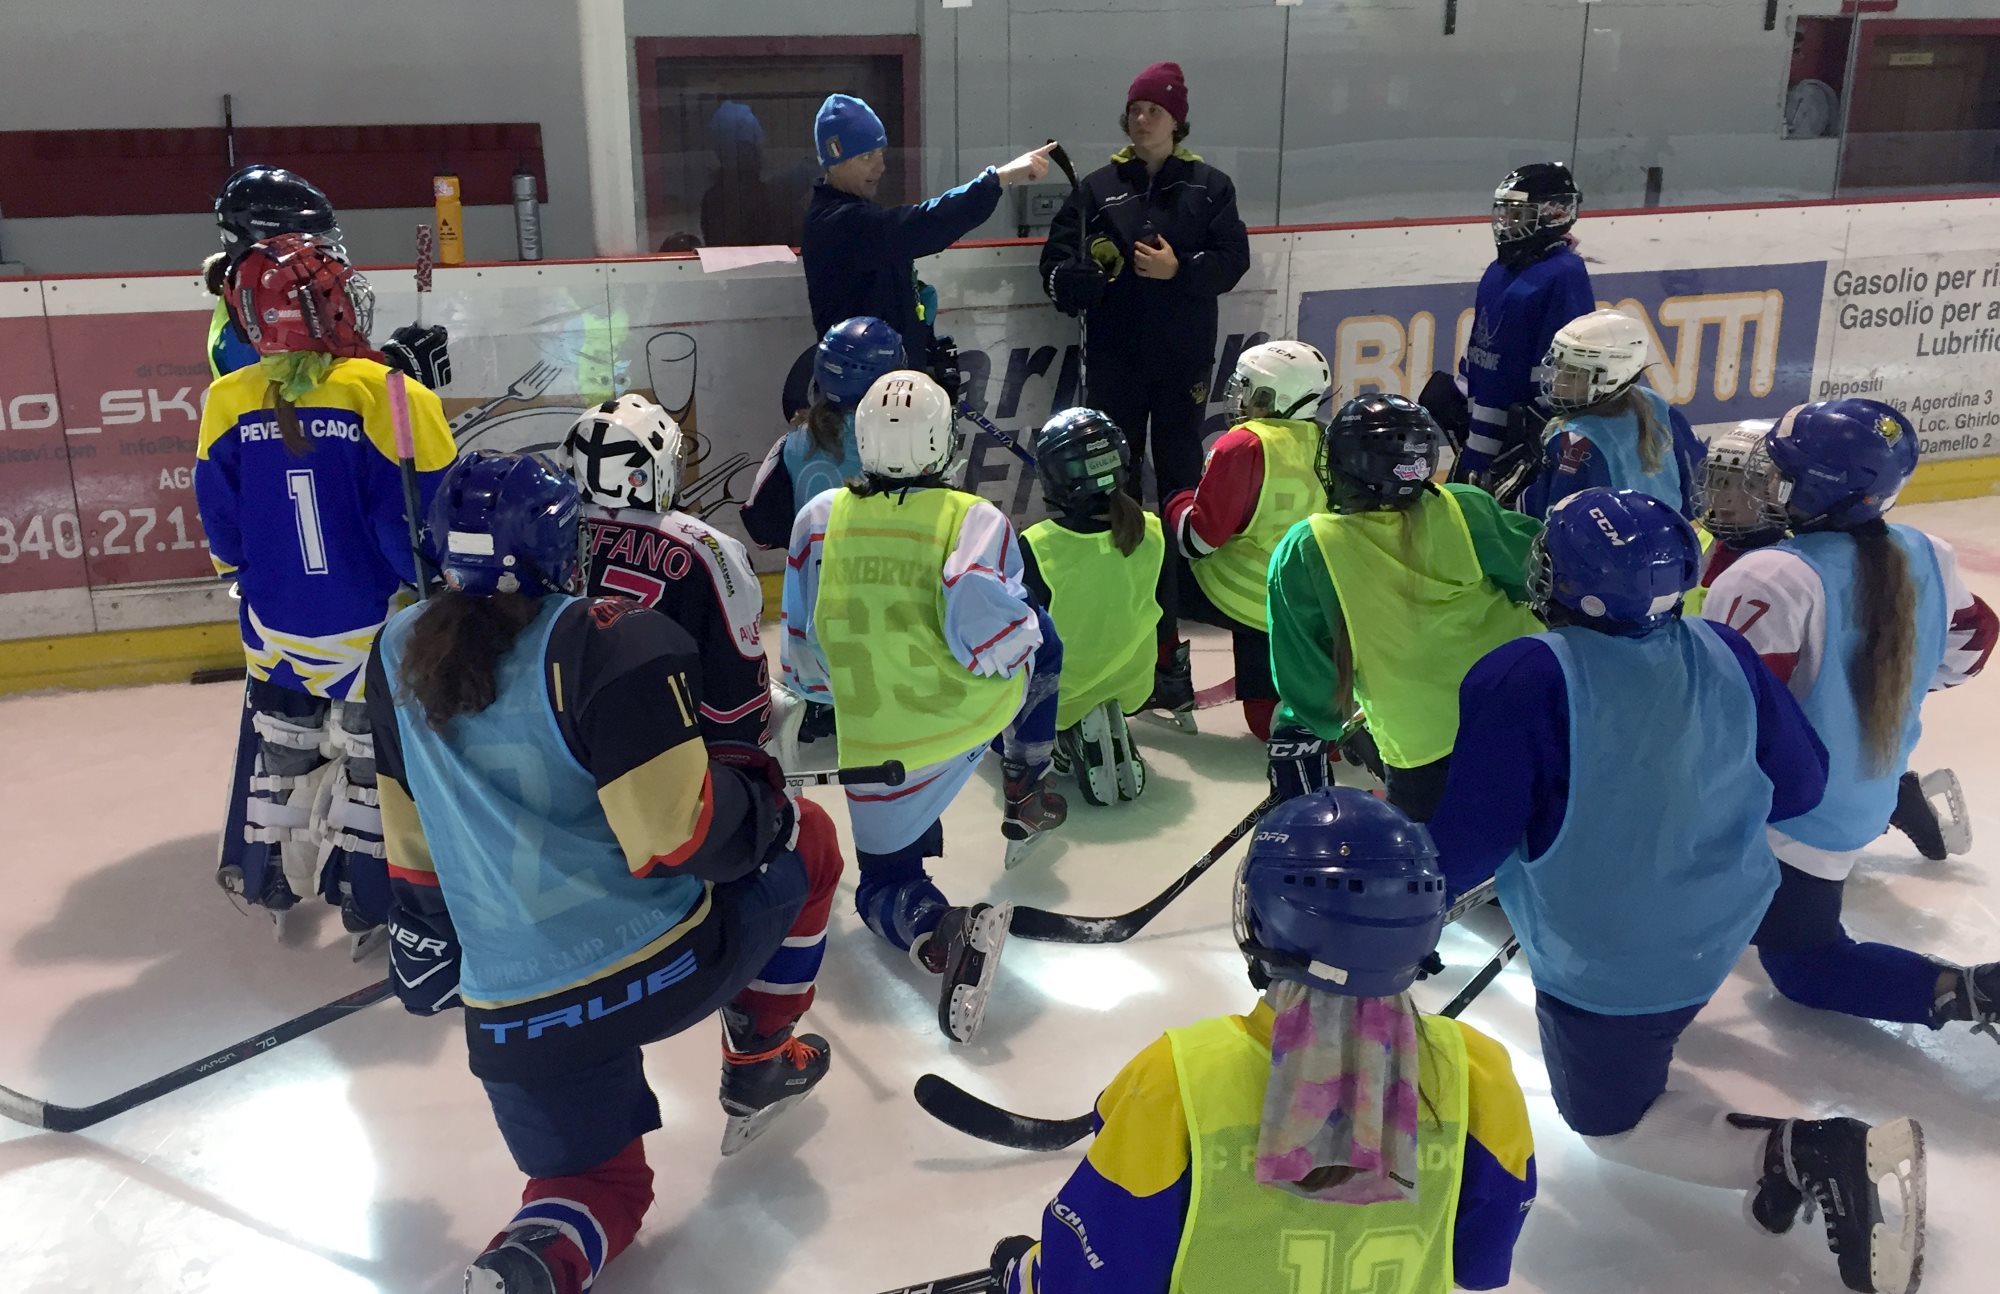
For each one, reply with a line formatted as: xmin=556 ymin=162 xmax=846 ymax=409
xmin=1190 ymin=418 xmax=1322 ymax=630
xmin=817 ymin=488 xmax=1027 ymax=768
xmin=1166 ymin=1012 xmax=1468 ymax=1294
xmin=1023 ymin=515 xmax=1164 ymax=730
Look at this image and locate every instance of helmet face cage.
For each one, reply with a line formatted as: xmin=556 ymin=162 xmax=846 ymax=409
xmin=343 ymin=268 xmax=375 ymax=341
xmin=1525 ymin=529 xmax=1557 ymax=623
xmin=1541 ymin=347 xmax=1636 ymax=414
xmin=1698 ymin=432 xmax=1790 ymax=542
xmin=1491 ymin=193 xmax=1579 ymax=244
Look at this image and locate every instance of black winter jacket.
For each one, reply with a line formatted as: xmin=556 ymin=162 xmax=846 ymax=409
xmin=1039 ymin=148 xmax=1250 ymax=368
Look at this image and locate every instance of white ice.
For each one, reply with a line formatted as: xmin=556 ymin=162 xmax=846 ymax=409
xmin=3 ymin=497 xmax=1999 ymax=1294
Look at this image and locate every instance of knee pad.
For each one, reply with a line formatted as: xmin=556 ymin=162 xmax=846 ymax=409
xmin=247 ymin=709 xmax=329 ymax=845
xmin=793 ymin=799 xmax=847 ymax=901
xmin=330 ymin=700 xmax=376 ymax=783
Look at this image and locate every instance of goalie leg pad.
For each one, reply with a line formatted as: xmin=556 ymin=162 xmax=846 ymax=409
xmin=318 ymin=700 xmax=389 ymax=922
xmin=245 ymin=705 xmax=329 ymax=845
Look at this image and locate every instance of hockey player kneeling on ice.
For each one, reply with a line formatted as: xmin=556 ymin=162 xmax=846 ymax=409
xmin=1696 ymin=421 xmax=1976 ymax=864
xmin=196 ymin=233 xmax=456 ymax=945
xmin=782 ymin=370 xmax=1065 ymax=1043
xmin=1699 ymin=400 xmax=1999 ymax=1041
xmin=1430 ymin=487 xmax=1927 ymax=1294
xmin=989 ymin=787 xmax=1536 ymax=1294
xmin=1158 ymin=341 xmax=1330 ymax=740
xmin=740 ymin=314 xmax=903 ymax=551
xmin=1265 ymin=395 xmax=1540 ymax=820
xmin=366 ymin=452 xmax=841 ymax=1294
xmin=1019 ymin=408 xmax=1162 ymax=807
xmin=1515 ymin=308 xmax=1707 ymax=520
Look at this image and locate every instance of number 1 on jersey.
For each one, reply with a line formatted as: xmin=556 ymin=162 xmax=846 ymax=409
xmin=287 ymin=469 xmax=329 ymax=575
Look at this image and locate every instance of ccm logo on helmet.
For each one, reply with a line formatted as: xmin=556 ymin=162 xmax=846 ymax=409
xmin=1588 ymin=506 xmax=1627 ymax=545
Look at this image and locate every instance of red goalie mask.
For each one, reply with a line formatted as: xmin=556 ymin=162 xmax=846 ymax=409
xmin=231 ymin=233 xmax=379 ymax=360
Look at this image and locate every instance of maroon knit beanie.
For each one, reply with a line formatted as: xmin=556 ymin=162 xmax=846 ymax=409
xmin=1126 ymin=62 xmax=1189 ymax=124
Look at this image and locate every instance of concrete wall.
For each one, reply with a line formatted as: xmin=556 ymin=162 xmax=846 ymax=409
xmin=0 ymin=0 xmax=592 ymax=274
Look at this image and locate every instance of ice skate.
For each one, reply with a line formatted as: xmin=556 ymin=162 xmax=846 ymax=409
xmin=1734 ymin=1114 xmax=1926 ymax=1294
xmin=719 ymin=1028 xmax=830 ymax=1156
xmin=1060 ymin=706 xmax=1116 ymax=807
xmin=1107 ymin=705 xmax=1146 ymax=801
xmin=341 ymin=896 xmax=389 ymax=962
xmin=917 ymin=902 xmax=1012 ymax=1044
xmin=1145 ymin=641 xmax=1198 ymax=733
xmin=218 ymin=853 xmax=298 ymax=941
xmin=1889 ymin=769 xmax=1970 ymax=860
xmin=1933 ymin=961 xmax=1998 ymax=1044
xmin=1002 ymin=761 xmax=1068 ymax=868
xmin=464 ymin=1223 xmax=563 ymax=1294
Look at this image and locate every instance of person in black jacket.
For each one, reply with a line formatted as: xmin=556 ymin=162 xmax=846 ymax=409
xmin=802 ymin=93 xmax=1054 ymax=373
xmin=1039 ymin=63 xmax=1250 ymax=708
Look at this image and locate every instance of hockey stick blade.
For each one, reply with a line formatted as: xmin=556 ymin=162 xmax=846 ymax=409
xmin=914 ymin=1073 xmax=1094 ymax=1152
xmin=0 ymin=979 xmax=392 ymax=1133
xmin=873 ymin=1268 xmax=999 ymax=1294
xmin=1046 ymin=140 xmax=1080 ymax=189
xmin=1009 ymin=793 xmax=1278 ymax=943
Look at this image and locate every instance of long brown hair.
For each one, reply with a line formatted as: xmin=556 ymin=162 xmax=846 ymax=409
xmin=1106 ymin=489 xmax=1147 ymax=557
xmin=1848 ymin=520 xmax=1918 ymax=774
xmin=797 ymin=397 xmax=847 ymax=458
xmin=1552 ymin=386 xmax=1667 ymax=475
xmin=395 ymin=590 xmax=545 ymax=731
xmin=266 ymin=384 xmax=312 ymax=457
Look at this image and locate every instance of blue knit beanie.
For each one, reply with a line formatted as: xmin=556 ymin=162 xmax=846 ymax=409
xmin=815 ymin=94 xmax=888 ymax=169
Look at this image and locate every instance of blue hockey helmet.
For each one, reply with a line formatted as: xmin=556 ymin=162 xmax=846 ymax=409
xmin=1529 ymin=487 xmax=1700 ymax=636
xmin=814 ymin=316 xmax=906 ymax=409
xmin=1233 ymin=788 xmax=1447 ymax=998
xmin=1761 ymin=398 xmax=1918 ymax=534
xmin=426 ymin=451 xmax=584 ymax=598
xmin=1035 ymin=407 xmax=1131 ymax=514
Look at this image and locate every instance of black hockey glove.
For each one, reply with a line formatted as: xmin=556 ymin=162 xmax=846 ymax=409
xmin=1337 ymin=724 xmax=1384 ymax=780
xmin=799 ymin=701 xmax=837 ymax=745
xmin=991 ymin=1235 xmax=1037 ymax=1286
xmin=1049 ymin=261 xmax=1107 ymax=316
xmin=928 ymin=335 xmax=965 ymax=406
xmin=387 ymin=905 xmax=463 ymax=1016
xmin=1268 ymin=728 xmax=1331 ymax=803
xmin=382 ymin=323 xmax=452 ymax=391
xmin=1416 ymin=369 xmax=1469 ymax=443
xmin=1479 ymin=437 xmax=1543 ymax=511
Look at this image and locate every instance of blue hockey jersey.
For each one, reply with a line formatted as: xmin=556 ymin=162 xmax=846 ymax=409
xmin=195 ymin=358 xmax=456 ymax=699
xmin=1461 ymin=247 xmax=1595 ymax=474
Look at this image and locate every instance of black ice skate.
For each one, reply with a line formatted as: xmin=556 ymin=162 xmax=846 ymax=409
xmin=464 ymin=1223 xmax=562 ymax=1294
xmin=1060 ymin=707 xmax=1116 ymax=808
xmin=917 ymin=902 xmax=1013 ymax=1044
xmin=718 ymin=1027 xmax=830 ymax=1157
xmin=1107 ymin=705 xmax=1145 ymax=801
xmin=340 ymin=893 xmax=389 ymax=962
xmin=217 ymin=850 xmax=299 ymax=942
xmin=1731 ymin=1113 xmax=1926 ymax=1294
xmin=1002 ymin=761 xmax=1069 ymax=868
xmin=1144 ymin=641 xmax=1198 ymax=732
xmin=1932 ymin=961 xmax=1999 ymax=1044
xmin=1888 ymin=769 xmax=1970 ymax=861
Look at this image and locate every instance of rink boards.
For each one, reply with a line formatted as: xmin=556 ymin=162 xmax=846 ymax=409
xmin=3 ymin=193 xmax=1999 ymax=670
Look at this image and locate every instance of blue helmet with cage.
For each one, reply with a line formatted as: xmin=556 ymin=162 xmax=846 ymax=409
xmin=426 ymin=451 xmax=584 ymax=598
xmin=1529 ymin=487 xmax=1700 ymax=636
xmin=1763 ymin=398 xmax=1918 ymax=533
xmin=1233 ymin=787 xmax=1447 ymax=998
xmin=1035 ymin=407 xmax=1131 ymax=515
xmin=814 ymin=316 xmax=906 ymax=409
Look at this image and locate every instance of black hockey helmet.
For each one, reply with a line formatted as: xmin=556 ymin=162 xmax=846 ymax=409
xmin=1036 ymin=407 xmax=1132 ymax=515
xmin=1492 ymin=161 xmax=1581 ymax=264
xmin=1318 ymin=393 xmax=1445 ymax=514
xmin=215 ymin=165 xmax=340 ymax=268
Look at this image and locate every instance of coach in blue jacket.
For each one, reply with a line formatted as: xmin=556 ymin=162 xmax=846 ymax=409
xmin=801 ymin=94 xmax=1055 ymax=372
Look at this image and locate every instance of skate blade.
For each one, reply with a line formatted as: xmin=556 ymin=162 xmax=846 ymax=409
xmin=943 ymin=903 xmax=1012 ymax=1043
xmin=1919 ymin=770 xmax=1972 ymax=857
xmin=1867 ymin=1117 xmax=1926 ymax=1294
xmin=719 ymin=1090 xmax=814 ymax=1157
xmin=349 ymin=926 xmax=390 ymax=962
xmin=270 ymin=907 xmax=292 ymax=942
xmin=1003 ymin=832 xmax=1050 ymax=869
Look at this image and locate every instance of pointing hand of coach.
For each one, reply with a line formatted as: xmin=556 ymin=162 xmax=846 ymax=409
xmin=996 ymin=142 xmax=1058 ymax=188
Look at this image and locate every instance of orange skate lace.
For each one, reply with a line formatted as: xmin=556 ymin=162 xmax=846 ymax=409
xmin=725 ymin=1035 xmax=822 ymax=1069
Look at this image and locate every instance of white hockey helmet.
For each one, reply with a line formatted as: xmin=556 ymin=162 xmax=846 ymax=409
xmin=1542 ymin=309 xmax=1650 ymax=413
xmin=854 ymin=370 xmax=962 ymax=481
xmin=1697 ymin=419 xmax=1784 ymax=542
xmin=1225 ymin=340 xmax=1333 ymax=422
xmin=561 ymin=394 xmax=684 ymax=512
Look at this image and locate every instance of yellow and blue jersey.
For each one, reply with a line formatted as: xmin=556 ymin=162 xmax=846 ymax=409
xmin=195 ymin=357 xmax=455 ymax=699
xmin=1008 ymin=1002 xmax=1536 ymax=1294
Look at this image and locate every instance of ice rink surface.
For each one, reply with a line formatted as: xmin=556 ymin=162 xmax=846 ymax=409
xmin=4 ymin=496 xmax=1999 ymax=1294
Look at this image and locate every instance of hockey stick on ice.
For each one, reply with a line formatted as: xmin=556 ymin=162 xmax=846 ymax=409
xmin=0 ymin=979 xmax=392 ymax=1133
xmin=1008 ymin=794 xmax=1277 ymax=943
xmin=918 ymin=901 xmax=1515 ymax=1153
xmin=872 ymin=1269 xmax=999 ymax=1294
